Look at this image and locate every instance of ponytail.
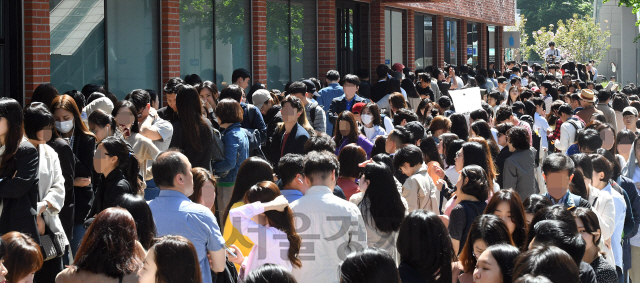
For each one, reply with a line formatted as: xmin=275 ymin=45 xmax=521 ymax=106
xmin=100 ymin=136 xmax=142 ymax=194
xmin=88 ymin=109 xmax=121 ymax=137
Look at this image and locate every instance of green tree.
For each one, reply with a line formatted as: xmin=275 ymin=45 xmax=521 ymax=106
xmin=518 ymin=0 xmax=592 ymax=58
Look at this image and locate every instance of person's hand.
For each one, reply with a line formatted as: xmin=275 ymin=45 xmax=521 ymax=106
xmin=434 ymin=166 xmax=445 ymax=179
xmin=149 ymin=107 xmax=157 ymax=117
xmin=224 ymin=245 xmax=244 ymax=264
xmin=358 ymin=159 xmax=374 ymax=168
xmin=119 ymin=124 xmax=131 ymax=138
xmin=74 ymin=177 xmax=91 ymax=187
xmin=265 ymin=195 xmax=289 ymax=212
xmin=37 ymin=215 xmax=45 ymax=235
xmin=436 ymin=179 xmax=446 ymax=192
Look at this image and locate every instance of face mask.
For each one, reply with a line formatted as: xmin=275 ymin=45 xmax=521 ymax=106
xmin=361 ymin=114 xmax=373 ymax=125
xmin=55 ymin=119 xmax=74 ymax=134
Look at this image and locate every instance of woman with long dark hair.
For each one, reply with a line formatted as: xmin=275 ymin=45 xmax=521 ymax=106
xmin=51 ymin=94 xmax=96 ymax=254
xmin=449 ymin=113 xmax=469 ymax=141
xmin=197 ymin=80 xmax=219 ymax=128
xmin=484 ymin=189 xmax=528 ymax=251
xmin=88 ymin=109 xmax=121 ymax=143
xmin=470 ymin=120 xmax=500 ymax=160
xmin=57 ymin=208 xmax=145 ymax=282
xmin=169 ymin=84 xmax=217 ymax=172
xmin=420 ymin=136 xmax=446 ymax=186
xmin=244 ymin=264 xmax=297 ymax=283
xmin=338 ymin=144 xmax=368 ymax=200
xmin=0 ymin=99 xmax=41 ymax=245
xmin=32 ymin=83 xmax=60 ymax=108
xmin=89 ymin=136 xmax=140 ymax=218
xmin=333 ymin=111 xmax=373 ymax=158
xmin=339 ymin=248 xmax=401 ymax=283
xmin=449 ymin=165 xmax=491 ymax=254
xmin=397 ymin=211 xmax=457 ymax=283
xmin=573 ymin=207 xmax=618 ymax=283
xmin=349 ymin=162 xmax=406 ymax=262
xmin=138 ymin=235 xmax=202 ymax=283
xmin=505 ymin=86 xmax=520 ymax=106
xmin=227 ymin=181 xmax=301 ymax=279
xmin=457 ymin=214 xmax=514 ymax=283
xmin=222 ymin=157 xmax=274 ymax=270
xmin=473 ymin=244 xmax=521 ymax=283
xmin=2 ymin=232 xmax=42 ymax=283
xmin=24 ymin=102 xmax=68 ymax=280
xmin=513 ymin=246 xmax=580 ymax=283
xmin=116 ymin=194 xmax=157 ymax=251
xmin=113 ymin=100 xmax=159 ymax=183
xmin=359 ymin=102 xmax=388 ymax=143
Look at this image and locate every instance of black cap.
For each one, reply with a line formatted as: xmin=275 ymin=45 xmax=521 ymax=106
xmin=302 ymin=80 xmax=316 ymax=94
xmin=405 ymin=121 xmax=425 ymax=142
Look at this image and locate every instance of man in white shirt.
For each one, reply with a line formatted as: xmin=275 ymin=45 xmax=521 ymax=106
xmin=553 ymin=103 xmax=584 ymax=152
xmin=290 ymin=151 xmax=367 ymax=283
xmin=532 ymin=97 xmax=550 ymax=151
xmin=543 ymin=41 xmax=561 ymax=64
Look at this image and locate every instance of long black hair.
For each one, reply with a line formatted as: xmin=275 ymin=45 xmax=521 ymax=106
xmin=444 ymin=139 xmax=464 ymax=168
xmin=396 ymin=211 xmax=455 ymax=283
xmin=459 ymin=214 xmax=514 ymax=273
xmin=0 ymin=98 xmax=24 ymax=173
xmin=88 ymin=109 xmax=120 ymax=137
xmin=112 ymin=100 xmax=140 ymax=133
xmin=339 ymin=248 xmax=401 ymax=283
xmin=419 ymin=136 xmax=444 ymax=168
xmin=449 ymin=113 xmax=469 ymax=141
xmin=360 ymin=162 xmax=405 ymax=233
xmin=244 ymin=263 xmax=297 ymax=283
xmin=152 ymin=235 xmax=202 ymax=283
xmin=222 ymin=157 xmax=274 ymax=224
xmin=116 ymin=194 xmax=157 ymax=250
xmin=100 ymin=136 xmax=142 ymax=194
xmin=176 ymin=84 xmax=213 ymax=151
xmin=31 ymin=83 xmax=59 ymax=109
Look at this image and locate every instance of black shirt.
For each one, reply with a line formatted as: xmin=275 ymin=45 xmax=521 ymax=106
xmin=495 ymin=146 xmax=513 ymax=189
xmin=170 ymin=119 xmax=216 ymax=172
xmin=87 ymin=168 xmax=133 ymax=219
xmin=157 ymin=106 xmax=179 ymax=124
xmin=449 ymin=200 xmax=487 ymax=253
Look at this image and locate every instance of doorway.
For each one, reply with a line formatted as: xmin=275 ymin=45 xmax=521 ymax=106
xmin=336 ymin=1 xmax=368 ymax=78
xmin=0 ymin=0 xmax=23 ymax=102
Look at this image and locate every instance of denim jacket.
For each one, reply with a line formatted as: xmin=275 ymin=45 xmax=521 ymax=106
xmin=213 ymin=123 xmax=249 ymax=184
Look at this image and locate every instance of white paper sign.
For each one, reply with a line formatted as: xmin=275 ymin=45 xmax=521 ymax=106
xmin=449 ymin=87 xmax=482 ymax=114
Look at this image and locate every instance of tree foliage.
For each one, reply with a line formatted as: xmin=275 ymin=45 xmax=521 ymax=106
xmin=531 ymin=15 xmax=611 ymax=65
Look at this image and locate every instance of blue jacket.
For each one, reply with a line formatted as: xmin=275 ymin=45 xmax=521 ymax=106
xmin=317 ymin=83 xmax=344 ymax=135
xmin=241 ymin=103 xmax=267 ymax=143
xmin=213 ymin=123 xmax=249 ymax=184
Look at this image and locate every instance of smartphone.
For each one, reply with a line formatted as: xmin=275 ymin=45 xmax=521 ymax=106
xmin=225 ymin=245 xmax=237 ymax=258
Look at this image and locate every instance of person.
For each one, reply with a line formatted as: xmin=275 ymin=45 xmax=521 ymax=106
xmin=317 ymin=70 xmax=344 ymax=135
xmin=32 ymin=83 xmax=60 ymax=109
xmin=541 ymin=153 xmax=592 ymax=209
xmin=333 ymin=111 xmax=373 ymax=158
xmin=256 ymin=90 xmax=284 ymax=140
xmin=495 ymin=105 xmax=532 ymax=145
xmin=3 ymin=232 xmax=42 ymax=283
xmin=267 ymin=95 xmax=310 ymax=167
xmin=396 ymin=210 xmax=456 ymax=283
xmin=24 ymin=102 xmax=68 ymax=280
xmin=502 ymin=126 xmax=538 ymax=199
xmin=523 ymin=194 xmax=553 ymax=225
xmin=189 ymin=167 xmax=216 ymax=207
xmin=449 ymin=165 xmax=491 ymax=254
xmin=115 ymin=194 xmax=157 ymax=251
xmin=513 ymin=246 xmax=580 ymax=283
xmin=531 ymin=97 xmax=551 ymax=150
xmin=289 ymin=151 xmax=367 ymax=283
xmin=453 ymin=141 xmax=497 ymax=198
xmin=56 ymin=208 xmax=144 ymax=283
xmin=157 ymin=77 xmax=183 ymax=123
xmin=505 ymin=86 xmax=520 ymax=106
xmin=429 ymin=116 xmax=452 ymax=141
xmin=221 ymin=157 xmax=275 ymax=270
xmin=622 ymin=106 xmax=640 ymax=135
xmin=213 ymin=98 xmax=250 ymax=221
xmin=590 ymin=154 xmax=627 ymax=278
xmin=148 ymin=151 xmax=226 ymax=283
xmin=128 ymin=89 xmax=173 ymax=152
xmin=244 ymin=263 xmax=297 ymax=283
xmin=371 ymin=65 xmax=391 ymax=104
xmin=0 ymin=100 xmax=39 ymax=245
xmin=359 ymin=102 xmax=388 ymax=143
xmin=349 ymin=162 xmax=406 ymax=262
xmin=337 ymin=144 xmax=367 ymax=200
xmin=218 ymin=84 xmax=267 ymax=150
xmin=168 ymin=85 xmax=216 ymax=172
xmin=484 ymin=189 xmax=528 ymax=251
xmin=138 ymin=235 xmax=202 ymax=283
xmin=596 ymin=90 xmax=617 ymax=132
xmin=197 ymin=81 xmax=219 ymax=118
xmin=329 ymin=74 xmax=367 ymax=131
xmin=88 ymin=109 xmax=121 ymax=143
xmin=292 ymin=80 xmax=326 ymax=134
xmin=420 ymin=136 xmax=446 ymax=188
xmin=393 ymin=145 xmax=439 ymax=213
xmin=576 ymin=90 xmax=604 ymax=123
xmin=302 ymin=134 xmax=348 ymax=199
xmin=470 ymin=120 xmax=500 ymax=159
xmin=113 ymin=100 xmax=160 ymax=182
xmin=277 ymin=154 xmax=306 ymax=203
xmin=339 ymin=248 xmax=401 ymax=283
xmin=232 ymin=68 xmax=251 ymax=90
xmin=51 ymin=94 xmax=96 ymax=253
xmin=473 ymin=244 xmax=520 ymax=283
xmin=226 ymin=182 xmax=301 ymax=279
xmin=573 ymin=207 xmax=618 ymax=283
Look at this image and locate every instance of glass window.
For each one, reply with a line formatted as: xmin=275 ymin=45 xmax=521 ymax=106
xmin=414 ymin=14 xmax=433 ymax=69
xmin=106 ymin=0 xmax=159 ymax=99
xmin=180 ymin=1 xmax=214 ymax=82
xmin=467 ymin=23 xmax=479 ymax=66
xmin=488 ymin=26 xmax=496 ymax=68
xmin=444 ymin=20 xmax=457 ymax=66
xmin=215 ymin=0 xmax=251 ymax=88
xmin=384 ymin=9 xmax=403 ymax=68
xmin=49 ymin=0 xmax=106 ymax=94
xmin=266 ymin=0 xmax=316 ymax=92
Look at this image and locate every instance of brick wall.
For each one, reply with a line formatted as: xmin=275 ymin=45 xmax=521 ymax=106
xmin=317 ymin=0 xmax=336 ymax=80
xmin=404 ymin=10 xmax=416 ymax=71
xmin=434 ymin=15 xmax=444 ymax=69
xmin=24 ymin=0 xmax=51 ymax=104
xmin=497 ymin=26 xmax=504 ymax=71
xmin=370 ymin=1 xmax=385 ymax=80
xmin=161 ymin=0 xmax=180 ymax=105
xmin=396 ymin=1 xmax=515 ymax=26
xmin=479 ymin=23 xmax=487 ymax=68
xmin=252 ymin=0 xmax=267 ymax=83
xmin=458 ymin=19 xmax=467 ymax=67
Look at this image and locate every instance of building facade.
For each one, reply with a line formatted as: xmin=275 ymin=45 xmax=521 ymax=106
xmin=1 ymin=0 xmax=514 ymax=105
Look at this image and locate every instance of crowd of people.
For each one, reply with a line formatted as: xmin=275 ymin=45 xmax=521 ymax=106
xmin=0 ymin=46 xmax=638 ymax=283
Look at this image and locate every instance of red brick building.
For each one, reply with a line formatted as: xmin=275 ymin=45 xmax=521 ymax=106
xmin=0 ymin=0 xmax=514 ymax=105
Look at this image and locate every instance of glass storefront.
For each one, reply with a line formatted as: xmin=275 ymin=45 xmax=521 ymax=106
xmin=385 ymin=9 xmax=403 ymax=68
xmin=488 ymin=26 xmax=496 ymax=68
xmin=49 ymin=0 xmax=106 ymax=94
xmin=414 ymin=14 xmax=433 ymax=69
xmin=444 ymin=19 xmax=457 ymax=66
xmin=180 ymin=1 xmax=214 ymax=83
xmin=466 ymin=22 xmax=479 ymax=67
xmin=266 ymin=0 xmax=317 ymax=92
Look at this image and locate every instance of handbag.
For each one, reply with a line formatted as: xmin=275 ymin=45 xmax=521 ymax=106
xmin=40 ymin=220 xmax=65 ymax=261
xmin=211 ymin=258 xmax=239 ymax=283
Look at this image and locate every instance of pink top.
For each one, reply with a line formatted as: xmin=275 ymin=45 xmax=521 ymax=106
xmin=338 ymin=177 xmax=360 ymax=201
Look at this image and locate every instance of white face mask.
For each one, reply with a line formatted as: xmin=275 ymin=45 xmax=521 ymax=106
xmin=55 ymin=119 xmax=74 ymax=134
xmin=361 ymin=114 xmax=373 ymax=125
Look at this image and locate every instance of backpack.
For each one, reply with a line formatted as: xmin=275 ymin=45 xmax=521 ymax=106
xmin=243 ymin=104 xmax=263 ymax=150
xmin=566 ymin=119 xmax=584 ymax=142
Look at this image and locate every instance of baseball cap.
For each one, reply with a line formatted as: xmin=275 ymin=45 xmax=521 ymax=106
xmin=251 ymin=89 xmax=271 ymax=109
xmin=623 ymin=106 xmax=638 ymax=117
xmin=392 ymin=63 xmax=405 ymax=72
xmin=302 ymin=80 xmax=316 ymax=94
xmin=352 ymin=102 xmax=366 ymax=115
xmin=405 ymin=121 xmax=425 ymax=141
